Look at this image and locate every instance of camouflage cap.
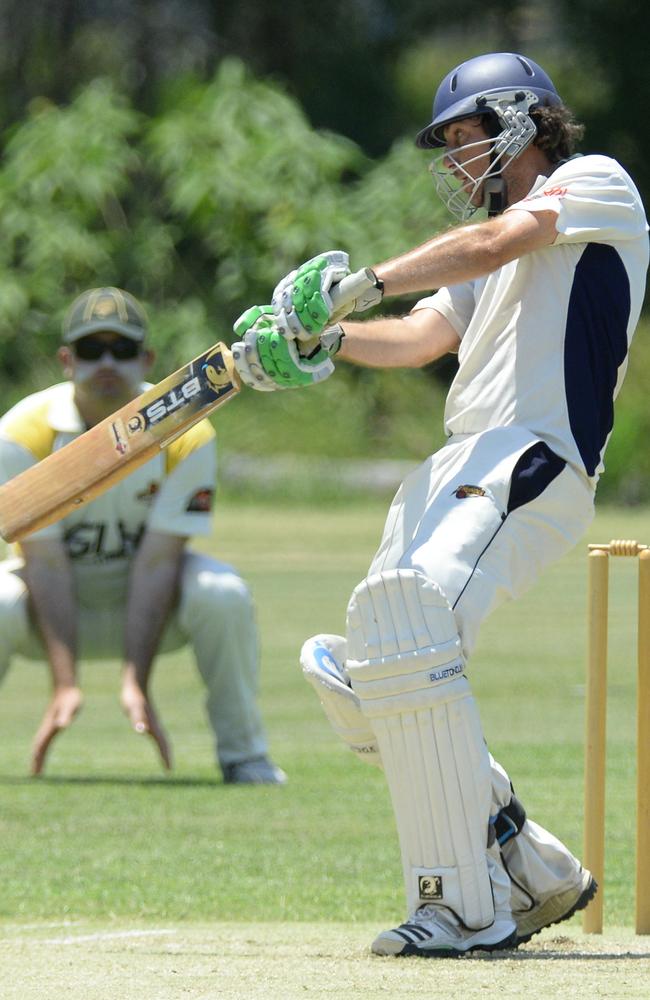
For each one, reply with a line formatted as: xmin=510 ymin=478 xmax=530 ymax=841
xmin=62 ymin=287 xmax=148 ymax=343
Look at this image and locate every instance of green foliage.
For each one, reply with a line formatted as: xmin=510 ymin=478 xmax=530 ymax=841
xmin=146 ymin=59 xmax=368 ymax=307
xmin=0 ymin=60 xmax=446 ymax=404
xmin=0 ymin=60 xmax=647 ymax=503
xmin=599 ymin=315 xmax=650 ymax=504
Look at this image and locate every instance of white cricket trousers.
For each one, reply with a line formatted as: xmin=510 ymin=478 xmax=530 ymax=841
xmin=370 ymin=426 xmax=596 ymax=654
xmin=0 ymin=550 xmax=268 ymax=767
xmin=358 ymin=426 xmax=597 ymax=918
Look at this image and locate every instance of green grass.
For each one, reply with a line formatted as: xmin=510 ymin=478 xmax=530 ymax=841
xmin=0 ymin=499 xmax=647 ymax=932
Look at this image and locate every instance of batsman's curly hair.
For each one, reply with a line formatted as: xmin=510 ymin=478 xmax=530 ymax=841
xmin=531 ymin=104 xmax=585 ymax=163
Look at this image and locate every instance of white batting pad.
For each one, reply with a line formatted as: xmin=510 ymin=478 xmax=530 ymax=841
xmin=345 ymin=568 xmax=496 ymax=928
xmin=300 ymin=634 xmax=381 ymax=766
xmin=346 ymin=568 xmax=466 ymax=715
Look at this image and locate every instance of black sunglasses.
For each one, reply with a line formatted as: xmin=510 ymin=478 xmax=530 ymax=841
xmin=73 ymin=335 xmax=141 ymax=361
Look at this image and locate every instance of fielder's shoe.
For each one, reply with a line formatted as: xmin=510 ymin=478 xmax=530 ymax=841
xmin=513 ymin=868 xmax=597 ymax=944
xmin=371 ymin=905 xmax=517 ymax=958
xmin=222 ymin=756 xmax=287 ymax=785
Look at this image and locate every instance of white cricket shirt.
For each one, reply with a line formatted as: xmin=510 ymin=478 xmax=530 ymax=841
xmin=414 ymin=154 xmax=649 ymax=481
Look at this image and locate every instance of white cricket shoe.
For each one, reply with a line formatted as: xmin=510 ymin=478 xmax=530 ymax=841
xmin=222 ymin=756 xmax=287 ymax=785
xmin=371 ymin=905 xmax=517 ymax=958
xmin=513 ymin=867 xmax=597 ymax=944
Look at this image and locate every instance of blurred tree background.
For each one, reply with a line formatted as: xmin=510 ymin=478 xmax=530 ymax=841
xmin=0 ymin=0 xmax=648 ymax=500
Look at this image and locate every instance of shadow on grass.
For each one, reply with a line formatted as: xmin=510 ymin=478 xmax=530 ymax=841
xmin=133 ymin=943 xmax=650 ymax=962
xmin=0 ymin=773 xmax=223 ymax=788
xmin=495 ymin=947 xmax=650 ymax=961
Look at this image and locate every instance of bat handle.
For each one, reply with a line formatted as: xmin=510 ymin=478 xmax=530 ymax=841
xmin=329 ymin=267 xmax=379 ymax=318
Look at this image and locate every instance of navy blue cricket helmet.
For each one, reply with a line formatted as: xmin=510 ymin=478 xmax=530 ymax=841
xmin=416 ymin=52 xmax=561 ymax=149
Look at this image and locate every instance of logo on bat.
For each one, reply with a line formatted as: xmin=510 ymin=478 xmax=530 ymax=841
xmin=202 ymin=349 xmax=232 ymax=393
xmin=127 ymin=413 xmax=145 ymax=435
xmin=110 ymin=419 xmax=129 ymax=456
xmin=138 ymin=376 xmax=203 ymax=427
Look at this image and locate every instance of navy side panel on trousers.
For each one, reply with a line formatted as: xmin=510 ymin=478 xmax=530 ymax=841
xmin=507 ymin=441 xmax=566 ymax=514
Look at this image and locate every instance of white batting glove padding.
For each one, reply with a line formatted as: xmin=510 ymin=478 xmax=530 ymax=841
xmin=230 ymin=334 xmax=281 ymax=392
xmin=272 ymin=250 xmax=351 ymax=341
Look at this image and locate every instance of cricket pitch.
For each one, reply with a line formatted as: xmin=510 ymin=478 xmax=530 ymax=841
xmin=2 ymin=922 xmax=648 ymax=999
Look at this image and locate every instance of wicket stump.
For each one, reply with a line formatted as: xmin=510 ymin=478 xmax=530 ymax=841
xmin=583 ymin=540 xmax=650 ymax=934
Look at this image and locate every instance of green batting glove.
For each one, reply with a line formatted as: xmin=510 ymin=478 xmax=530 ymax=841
xmin=231 ymin=305 xmax=335 ymax=392
xmin=256 ymin=328 xmax=334 ymax=388
xmin=272 ymin=251 xmax=350 ymax=340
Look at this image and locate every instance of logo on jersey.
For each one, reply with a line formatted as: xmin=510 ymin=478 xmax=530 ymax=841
xmin=524 ymin=185 xmax=568 ymax=201
xmin=110 ymin=419 xmax=129 ymax=456
xmin=186 ymin=487 xmax=214 ymax=512
xmin=136 ymin=482 xmax=160 ymax=504
xmin=453 ymin=484 xmax=486 ymax=500
xmin=418 ymin=875 xmax=443 ymax=902
xmin=64 ymin=520 xmax=145 ymax=561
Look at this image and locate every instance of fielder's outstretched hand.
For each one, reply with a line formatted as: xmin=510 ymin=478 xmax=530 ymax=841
xmin=231 ymin=305 xmax=336 ymax=391
xmin=121 ymin=677 xmax=172 ymax=770
xmin=31 ymin=684 xmax=83 ymax=776
xmin=272 ymin=251 xmax=384 ymax=341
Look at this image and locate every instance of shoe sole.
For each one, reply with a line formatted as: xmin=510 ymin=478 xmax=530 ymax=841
xmin=390 ymin=929 xmax=518 ymax=959
xmin=515 ymin=874 xmax=598 ymax=945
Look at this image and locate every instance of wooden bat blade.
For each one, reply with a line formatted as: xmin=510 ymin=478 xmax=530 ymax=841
xmin=0 ymin=343 xmax=239 ymax=543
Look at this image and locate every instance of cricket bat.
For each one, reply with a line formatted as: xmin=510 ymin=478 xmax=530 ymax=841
xmin=0 ymin=270 xmax=375 ymax=542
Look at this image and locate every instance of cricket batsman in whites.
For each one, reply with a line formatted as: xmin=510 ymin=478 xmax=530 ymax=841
xmin=231 ymin=53 xmax=649 ymax=955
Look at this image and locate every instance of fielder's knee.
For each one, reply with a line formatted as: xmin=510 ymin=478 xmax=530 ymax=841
xmin=185 ymin=567 xmax=253 ymax=623
xmin=0 ymin=564 xmax=31 ymax=679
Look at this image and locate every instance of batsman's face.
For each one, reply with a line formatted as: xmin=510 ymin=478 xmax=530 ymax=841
xmin=59 ymin=332 xmax=154 ymax=404
xmin=441 ymin=117 xmax=492 ymax=206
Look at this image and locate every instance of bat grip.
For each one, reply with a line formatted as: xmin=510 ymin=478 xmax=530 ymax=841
xmin=329 ymin=268 xmax=378 ymax=317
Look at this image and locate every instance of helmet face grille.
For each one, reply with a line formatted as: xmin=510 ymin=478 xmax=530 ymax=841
xmin=428 ymin=91 xmax=539 ymax=220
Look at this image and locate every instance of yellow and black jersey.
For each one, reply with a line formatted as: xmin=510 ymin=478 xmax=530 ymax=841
xmin=0 ymin=382 xmax=217 ymax=574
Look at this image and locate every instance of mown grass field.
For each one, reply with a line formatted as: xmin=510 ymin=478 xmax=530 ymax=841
xmin=0 ymin=499 xmax=649 ymax=998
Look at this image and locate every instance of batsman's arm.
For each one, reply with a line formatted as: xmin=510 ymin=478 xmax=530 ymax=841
xmin=373 ymin=208 xmax=559 ymax=296
xmin=336 ymin=309 xmax=461 ymax=369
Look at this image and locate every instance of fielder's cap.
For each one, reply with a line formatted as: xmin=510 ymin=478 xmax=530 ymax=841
xmin=62 ymin=287 xmax=148 ymax=343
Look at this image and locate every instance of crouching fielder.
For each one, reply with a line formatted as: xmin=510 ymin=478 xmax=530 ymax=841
xmin=233 ymin=51 xmax=648 ymax=955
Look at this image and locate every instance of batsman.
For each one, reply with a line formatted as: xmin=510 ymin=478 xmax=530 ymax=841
xmin=232 ymin=52 xmax=649 ymax=955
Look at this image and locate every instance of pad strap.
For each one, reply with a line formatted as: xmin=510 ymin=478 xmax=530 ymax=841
xmin=492 ymin=794 xmax=527 ymax=846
